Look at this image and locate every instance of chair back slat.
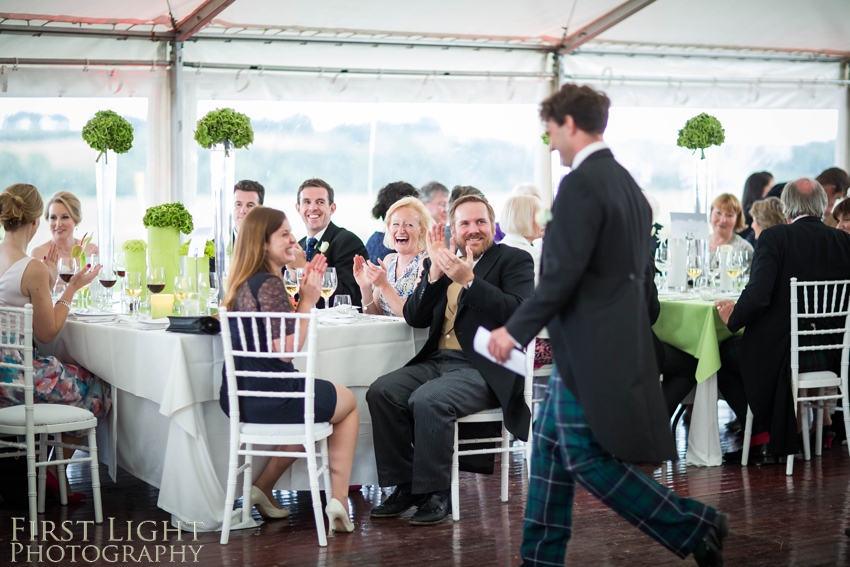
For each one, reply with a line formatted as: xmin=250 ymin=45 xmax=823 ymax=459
xmin=219 ymin=307 xmax=320 ymax=430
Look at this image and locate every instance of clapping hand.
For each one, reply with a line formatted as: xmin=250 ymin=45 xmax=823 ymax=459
xmin=436 ymin=241 xmax=475 ymax=286
xmin=364 ymin=258 xmax=389 ymax=290
xmin=43 ymin=242 xmax=59 ymax=284
xmin=426 ymin=223 xmax=449 ymax=281
xmin=298 ymin=257 xmax=326 ymax=308
xmin=353 ymin=254 xmax=369 ymax=288
xmin=287 ymin=241 xmax=308 ymax=269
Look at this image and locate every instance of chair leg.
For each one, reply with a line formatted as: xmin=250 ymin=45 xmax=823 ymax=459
xmin=500 ymin=424 xmax=509 ymax=503
xmin=786 ymin=452 xmax=795 ymax=475
xmin=671 ymin=404 xmax=686 ymax=434
xmin=320 ymin=437 xmax=332 ymax=505
xmin=26 ymin=433 xmax=38 ymax=537
xmin=220 ymin=440 xmax=243 ymax=545
xmin=55 ymin=434 xmax=68 ymax=505
xmin=86 ymin=428 xmax=103 ymax=524
xmin=741 ymin=407 xmax=754 ymax=466
xmin=241 ymin=445 xmax=253 ymax=525
xmin=305 ymin=443 xmax=327 ymax=546
xmin=815 ymin=389 xmax=825 ymax=457
xmin=37 ymin=433 xmax=47 ymax=514
xmin=801 ymin=403 xmax=812 ymax=461
xmin=451 ymin=423 xmax=460 ymax=522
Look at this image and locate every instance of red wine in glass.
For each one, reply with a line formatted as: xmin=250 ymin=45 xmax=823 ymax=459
xmin=100 ymin=280 xmax=118 ymax=288
xmin=116 ymin=270 xmax=126 ymax=277
xmin=59 ymin=272 xmax=73 ymax=283
xmin=147 ymin=283 xmax=165 ymax=294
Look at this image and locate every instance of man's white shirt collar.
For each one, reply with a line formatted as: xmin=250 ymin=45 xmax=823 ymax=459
xmin=308 ymin=226 xmax=329 ymax=243
xmin=570 ymin=141 xmax=609 ymax=171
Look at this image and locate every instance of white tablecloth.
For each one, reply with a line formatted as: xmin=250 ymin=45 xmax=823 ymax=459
xmin=40 ymin=316 xmax=428 ymax=531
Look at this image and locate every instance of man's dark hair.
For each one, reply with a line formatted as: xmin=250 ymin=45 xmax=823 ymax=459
xmin=815 ymin=167 xmax=850 ymax=197
xmin=539 ymin=83 xmax=611 ymax=134
xmin=297 ymin=178 xmax=335 ymax=205
xmin=449 ymin=193 xmax=495 ymax=228
xmin=371 ymin=181 xmax=419 ymax=220
xmin=234 ymin=179 xmax=265 ymax=205
xmin=741 ymin=171 xmax=773 ymax=214
xmin=448 ymin=185 xmax=484 ymax=210
xmin=420 ymin=181 xmax=449 ymax=204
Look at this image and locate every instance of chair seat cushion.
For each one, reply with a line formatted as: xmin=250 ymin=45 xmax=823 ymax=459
xmin=0 ymin=404 xmax=95 ymax=427
xmin=240 ymin=421 xmax=333 ymax=439
xmin=799 ymin=371 xmax=838 ymax=382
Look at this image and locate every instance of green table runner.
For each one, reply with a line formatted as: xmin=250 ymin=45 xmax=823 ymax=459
xmin=653 ymin=298 xmax=740 ymax=383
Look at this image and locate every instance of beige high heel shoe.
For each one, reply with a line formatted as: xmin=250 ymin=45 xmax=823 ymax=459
xmin=251 ymin=486 xmax=290 ymax=519
xmin=325 ymin=498 xmax=355 ymax=536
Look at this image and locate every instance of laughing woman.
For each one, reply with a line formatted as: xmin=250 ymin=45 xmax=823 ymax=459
xmin=353 ymin=197 xmax=432 ymax=316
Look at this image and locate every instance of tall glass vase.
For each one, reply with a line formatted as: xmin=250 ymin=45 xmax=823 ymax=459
xmin=693 ymin=152 xmax=711 ymax=215
xmin=95 ymin=150 xmax=117 ymax=306
xmin=210 ymin=141 xmax=235 ymax=303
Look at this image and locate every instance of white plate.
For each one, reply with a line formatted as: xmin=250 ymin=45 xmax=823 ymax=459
xmin=319 ymin=316 xmax=355 ymax=324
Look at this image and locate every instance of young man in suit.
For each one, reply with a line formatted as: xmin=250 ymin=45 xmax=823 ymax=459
xmin=293 ymin=178 xmax=368 ymax=309
xmin=367 ymin=194 xmax=534 ymax=526
xmin=488 ymin=84 xmax=727 ymax=567
xmin=716 ymin=177 xmax=850 ymax=462
xmin=233 ymin=180 xmax=264 ymax=232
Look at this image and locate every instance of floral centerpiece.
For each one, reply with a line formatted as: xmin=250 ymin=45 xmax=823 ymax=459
xmin=179 ymin=240 xmax=214 ymax=281
xmin=143 ymin=203 xmax=193 ymax=294
xmin=677 ymin=113 xmax=725 ymax=214
xmin=122 ymin=239 xmax=148 ymax=278
xmin=195 ymin=108 xmax=254 ymax=304
xmin=82 ymin=110 xmax=134 ymax=275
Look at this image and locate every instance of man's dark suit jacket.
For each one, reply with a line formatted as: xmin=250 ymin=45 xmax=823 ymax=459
xmin=299 ymin=222 xmax=368 ymax=309
xmin=727 ymin=216 xmax=850 ymax=456
xmin=505 ymin=148 xmax=676 ymax=464
xmin=403 ymin=243 xmax=534 ymax=441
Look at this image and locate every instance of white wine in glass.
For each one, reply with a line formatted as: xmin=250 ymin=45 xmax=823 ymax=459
xmin=686 ymin=268 xmax=702 ymax=279
xmin=284 ymin=269 xmax=299 ymax=297
xmin=726 ymin=269 xmax=742 ymax=279
xmin=321 ymin=268 xmax=338 ymax=309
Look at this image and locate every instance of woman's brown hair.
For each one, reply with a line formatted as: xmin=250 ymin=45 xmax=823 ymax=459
xmin=0 ymin=183 xmax=44 ymax=231
xmin=710 ymin=193 xmax=746 ymax=232
xmin=222 ymin=206 xmax=286 ymax=310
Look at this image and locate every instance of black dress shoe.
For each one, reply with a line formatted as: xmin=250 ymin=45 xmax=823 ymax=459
xmin=693 ymin=512 xmax=729 ymax=567
xmin=370 ymin=485 xmax=428 ymax=518
xmin=409 ymin=493 xmax=450 ymax=526
xmin=723 ymin=443 xmax=767 ymax=464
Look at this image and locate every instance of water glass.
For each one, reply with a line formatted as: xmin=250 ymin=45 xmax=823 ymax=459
xmin=333 ymin=294 xmax=352 ymax=316
xmin=174 ymin=277 xmax=192 ymax=315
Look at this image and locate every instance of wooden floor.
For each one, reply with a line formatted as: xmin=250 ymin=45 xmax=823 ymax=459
xmin=2 ymin=405 xmax=849 ymax=567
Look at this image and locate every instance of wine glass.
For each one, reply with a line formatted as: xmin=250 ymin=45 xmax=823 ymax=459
xmin=125 ymin=272 xmax=144 ymax=318
xmin=58 ymin=257 xmax=77 ymax=286
xmin=284 ymin=269 xmax=299 ymax=298
xmin=114 ymin=251 xmax=126 ymax=278
xmin=654 ymin=240 xmax=669 ymax=289
xmin=708 ymin=251 xmax=721 ymax=288
xmin=726 ymin=251 xmax=744 ymax=290
xmin=147 ymin=267 xmax=166 ymax=295
xmin=321 ymin=268 xmax=338 ymax=310
xmin=686 ymin=253 xmax=702 ymax=291
xmin=174 ymin=276 xmax=192 ymax=315
xmin=98 ymin=268 xmax=118 ymax=311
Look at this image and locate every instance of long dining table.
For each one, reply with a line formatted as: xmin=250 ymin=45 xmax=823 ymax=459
xmin=39 ymin=314 xmax=428 ymax=531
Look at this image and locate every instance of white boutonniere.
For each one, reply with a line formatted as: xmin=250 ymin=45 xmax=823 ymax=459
xmin=318 ymin=241 xmax=330 ymax=254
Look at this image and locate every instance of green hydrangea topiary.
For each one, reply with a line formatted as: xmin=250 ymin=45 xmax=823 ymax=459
xmin=676 ymin=113 xmax=725 ymax=159
xmin=142 ymin=203 xmax=194 ymax=235
xmin=81 ymin=110 xmax=134 ymax=162
xmin=194 ymin=108 xmax=254 ymax=156
xmin=122 ymin=239 xmax=148 ymax=252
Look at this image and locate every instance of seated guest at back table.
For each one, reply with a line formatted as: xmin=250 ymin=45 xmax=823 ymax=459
xmin=708 ymin=194 xmax=754 ymax=274
xmin=233 ymin=180 xmax=264 ymax=233
xmin=31 ymin=191 xmax=99 ymax=285
xmin=0 ymin=183 xmax=110 ymax=502
xmin=292 ymin=178 xmax=369 ymax=309
xmin=816 ymin=167 xmax=850 ymax=228
xmin=219 ymin=206 xmax=359 ymax=532
xmin=749 ymin=197 xmax=786 ymax=244
xmin=420 ymin=181 xmax=449 ymax=227
xmin=365 ymin=181 xmax=420 ymax=263
xmin=499 ymin=194 xmax=551 ymax=367
xmin=715 ymin=178 xmax=850 ymax=464
xmin=367 ymin=194 xmax=534 ymax=526
xmin=738 ymin=171 xmax=774 ymax=243
xmin=354 ymin=197 xmax=431 ymax=317
xmin=496 ymin=183 xmax=543 ymax=242
xmin=832 ymin=198 xmax=850 ymax=233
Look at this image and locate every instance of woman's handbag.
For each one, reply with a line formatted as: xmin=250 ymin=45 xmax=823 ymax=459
xmin=166 ymin=316 xmax=221 ymax=335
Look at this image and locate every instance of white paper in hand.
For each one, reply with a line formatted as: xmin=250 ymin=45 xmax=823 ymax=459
xmin=473 ymin=327 xmax=526 ymax=375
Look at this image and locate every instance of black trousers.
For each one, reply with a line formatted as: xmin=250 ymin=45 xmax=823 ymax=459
xmin=366 ymin=350 xmax=499 ymax=495
xmin=660 ymin=343 xmax=699 ymax=417
xmin=716 ymin=337 xmax=748 ymax=424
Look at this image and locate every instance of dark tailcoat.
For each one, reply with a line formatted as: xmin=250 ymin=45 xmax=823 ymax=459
xmin=727 ymin=217 xmax=850 ymax=455
xmin=403 ymin=243 xmax=535 ymax=440
xmin=299 ymin=222 xmax=368 ymax=309
xmin=506 ymin=149 xmax=676 ymax=463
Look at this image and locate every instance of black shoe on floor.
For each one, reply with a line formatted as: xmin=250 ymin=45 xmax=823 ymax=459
xmin=693 ymin=512 xmax=729 ymax=567
xmin=409 ymin=493 xmax=450 ymax=526
xmin=723 ymin=443 xmax=767 ymax=464
xmin=370 ymin=485 xmax=428 ymax=518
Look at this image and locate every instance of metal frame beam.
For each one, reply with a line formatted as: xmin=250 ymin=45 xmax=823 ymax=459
xmin=181 ymin=61 xmax=554 ymax=78
xmin=559 ymin=0 xmax=656 ymax=54
xmin=169 ymin=42 xmax=185 ymax=204
xmin=174 ymin=0 xmax=237 ymax=42
xmin=0 ymin=24 xmax=165 ymax=41
xmin=0 ymin=57 xmax=169 ymax=67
